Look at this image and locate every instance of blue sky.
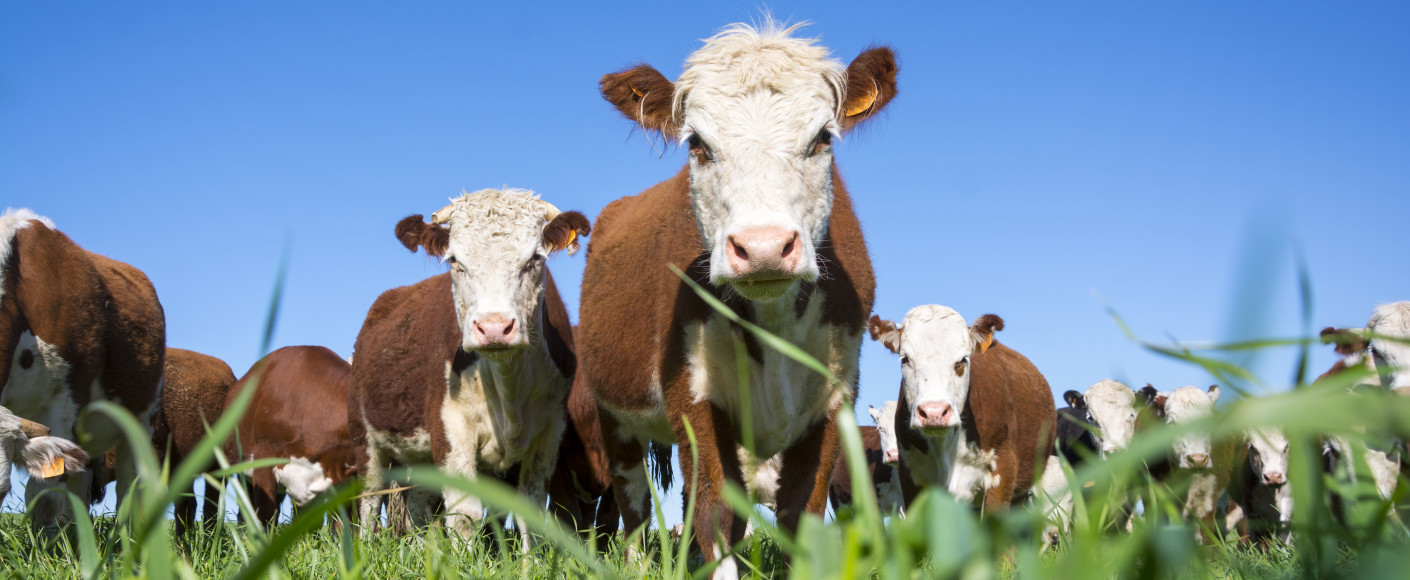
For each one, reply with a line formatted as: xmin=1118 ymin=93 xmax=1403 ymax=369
xmin=3 ymin=2 xmax=1407 ymax=519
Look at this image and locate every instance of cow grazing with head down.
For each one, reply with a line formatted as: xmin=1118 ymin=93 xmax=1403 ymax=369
xmin=0 ymin=208 xmax=165 ymax=532
xmin=152 ymin=348 xmax=235 ymax=533
xmin=581 ymin=21 xmax=894 ymax=575
xmin=868 ymin=307 xmax=1056 ymax=512
xmin=0 ymin=406 xmax=88 ymax=507
xmin=225 ymin=346 xmax=356 ymax=525
xmin=350 ymin=188 xmax=589 ymax=545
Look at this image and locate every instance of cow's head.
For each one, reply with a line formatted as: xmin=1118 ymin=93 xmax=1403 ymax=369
xmin=0 ymin=406 xmax=88 ymax=502
xmin=867 ymin=401 xmax=899 ymax=464
xmin=600 ymin=21 xmax=897 ymax=301
xmin=1246 ymin=427 xmax=1289 ymax=487
xmin=1159 ymin=385 xmax=1220 ymax=470
xmin=869 ymin=306 xmax=1003 ymax=435
xmin=1080 ymin=380 xmax=1141 ymax=458
xmin=1368 ymin=302 xmax=1410 ymax=391
xmin=395 ymin=188 xmax=590 ymax=354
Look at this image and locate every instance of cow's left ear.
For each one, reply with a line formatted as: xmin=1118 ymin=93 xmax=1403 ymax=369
xmin=1063 ymin=390 xmax=1085 ymax=409
xmin=868 ymin=315 xmax=902 ymax=354
xmin=395 ymin=215 xmax=450 ymax=257
xmin=1206 ymin=384 xmax=1221 ymax=403
xmin=840 ymin=46 xmax=899 ymax=132
xmin=969 ymin=314 xmax=1004 ymax=353
xmin=543 ymin=211 xmax=592 ymax=255
xmin=868 ymin=405 xmax=883 ymax=424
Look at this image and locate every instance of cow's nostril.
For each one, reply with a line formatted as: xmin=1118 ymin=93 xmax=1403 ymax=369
xmin=503 ymin=319 xmax=515 ymax=337
xmin=730 ymin=238 xmax=749 ymax=261
xmin=781 ymin=236 xmax=795 ymax=259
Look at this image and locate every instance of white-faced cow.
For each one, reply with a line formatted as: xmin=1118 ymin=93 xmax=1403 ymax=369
xmin=225 ymin=346 xmax=356 ymax=525
xmin=350 ymin=189 xmax=589 ymax=545
xmin=1368 ymin=302 xmax=1410 ymax=394
xmin=827 ymin=423 xmax=903 ymax=517
xmin=0 ymin=208 xmax=165 ymax=533
xmin=1317 ymin=320 xmax=1405 ymax=517
xmin=1226 ymin=427 xmax=1292 ymax=545
xmin=580 ymin=21 xmax=895 ymax=575
xmin=868 ymin=307 xmax=1057 ymax=512
xmin=0 ymin=406 xmax=88 ymax=507
xmin=1144 ymin=384 xmax=1234 ymax=542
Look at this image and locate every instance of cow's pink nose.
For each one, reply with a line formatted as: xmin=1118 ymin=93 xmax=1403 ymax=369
xmin=473 ymin=314 xmax=516 ymax=346
xmin=1263 ymin=472 xmax=1285 ymax=486
xmin=1185 ymin=454 xmax=1210 ymax=469
xmin=915 ymin=402 xmax=955 ymax=429
xmin=726 ymin=227 xmax=802 ymax=278
xmin=884 ymin=449 xmax=899 ymax=464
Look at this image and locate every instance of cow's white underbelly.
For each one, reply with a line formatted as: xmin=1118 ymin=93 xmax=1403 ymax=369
xmin=2 ymin=331 xmax=79 ymax=440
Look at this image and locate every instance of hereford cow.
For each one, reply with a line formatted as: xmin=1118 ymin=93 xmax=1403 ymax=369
xmin=581 ymin=22 xmax=895 ymax=574
xmin=0 ymin=208 xmax=165 ymax=532
xmin=1369 ymin=302 xmax=1410 ymax=394
xmin=151 ymin=348 xmax=235 ymax=533
xmin=350 ymin=189 xmax=589 ymax=545
xmin=827 ymin=424 xmax=903 ymax=517
xmin=1143 ymin=384 xmax=1234 ymax=543
xmin=868 ymin=307 xmax=1057 ymax=512
xmin=224 ymin=346 xmax=356 ymax=525
xmin=1317 ymin=322 xmax=1404 ymax=519
xmin=1226 ymin=427 xmax=1293 ymax=545
xmin=548 ymin=371 xmax=618 ymax=539
xmin=0 ymin=406 xmax=88 ymax=507
xmin=868 ymin=402 xmax=901 ymax=466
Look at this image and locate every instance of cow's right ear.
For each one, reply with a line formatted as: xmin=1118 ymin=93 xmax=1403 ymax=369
xmin=1321 ymin=326 xmax=1369 ymax=357
xmin=868 ymin=405 xmax=882 ymax=424
xmin=543 ymin=211 xmax=592 ymax=255
xmin=601 ymin=64 xmax=677 ymax=139
xmin=395 ymin=215 xmax=450 ymax=258
xmin=1138 ymin=384 xmax=1161 ymax=407
xmin=1063 ymin=390 xmax=1085 ymax=409
xmin=969 ymin=314 xmax=1005 ymax=353
xmin=841 ymin=46 xmax=899 ymax=132
xmin=868 ymin=315 xmax=902 ymax=354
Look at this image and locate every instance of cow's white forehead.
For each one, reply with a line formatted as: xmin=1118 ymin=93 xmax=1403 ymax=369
xmin=1085 ymin=380 xmax=1134 ymax=409
xmin=1369 ymin=302 xmax=1410 ymax=345
xmin=1164 ymin=386 xmax=1215 ymax=423
xmin=899 ymin=305 xmax=968 ymax=351
xmin=438 ymin=188 xmax=551 ymax=237
xmin=873 ymin=400 xmax=898 ymax=426
xmin=672 ymin=21 xmax=845 ymax=128
xmin=1250 ymin=427 xmax=1287 ymax=451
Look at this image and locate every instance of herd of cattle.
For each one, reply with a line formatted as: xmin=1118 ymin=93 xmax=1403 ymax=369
xmin=0 ymin=21 xmax=1407 ymax=578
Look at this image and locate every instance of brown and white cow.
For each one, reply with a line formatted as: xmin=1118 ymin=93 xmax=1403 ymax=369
xmin=350 ymin=189 xmax=589 ymax=545
xmin=868 ymin=308 xmax=1056 ymax=511
xmin=0 ymin=406 xmax=88 ymax=507
xmin=148 ymin=348 xmax=236 ymax=533
xmin=581 ymin=22 xmax=895 ymax=574
xmin=225 ymin=345 xmax=356 ymax=525
xmin=1226 ymin=427 xmax=1293 ymax=545
xmin=827 ymin=424 xmax=903 ymax=516
xmin=1142 ymin=384 xmax=1235 ymax=543
xmin=548 ymin=370 xmax=618 ymax=539
xmin=1317 ymin=318 xmax=1406 ymax=515
xmin=0 ymin=208 xmax=165 ymax=532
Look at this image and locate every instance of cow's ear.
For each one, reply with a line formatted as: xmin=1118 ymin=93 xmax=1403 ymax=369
xmin=840 ymin=46 xmax=899 ymax=133
xmin=1207 ymin=384 xmax=1221 ymax=403
xmin=868 ymin=405 xmax=882 ymax=423
xmin=601 ymin=64 xmax=677 ymax=139
xmin=969 ymin=314 xmax=1004 ymax=353
xmin=395 ymin=215 xmax=450 ymax=257
xmin=868 ymin=315 xmax=902 ymax=354
xmin=543 ymin=211 xmax=592 ymax=255
xmin=1063 ymin=390 xmax=1085 ymax=409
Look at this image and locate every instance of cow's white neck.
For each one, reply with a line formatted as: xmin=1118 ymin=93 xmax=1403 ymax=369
xmin=904 ymin=425 xmax=997 ymax=506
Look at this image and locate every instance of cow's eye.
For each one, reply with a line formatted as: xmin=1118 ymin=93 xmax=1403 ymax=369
xmin=809 ymin=129 xmax=833 ymax=156
xmin=688 ymin=134 xmax=714 ymax=162
xmin=899 ymin=355 xmax=911 ymax=366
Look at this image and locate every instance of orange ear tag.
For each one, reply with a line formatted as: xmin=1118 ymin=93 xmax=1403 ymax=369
xmin=631 ymin=85 xmax=645 ymax=98
xmin=563 ymin=230 xmax=577 ymax=251
xmin=38 ymin=457 xmax=66 ymax=479
xmin=845 ymin=81 xmax=880 ymax=117
xmin=1084 ymin=480 xmax=1095 ymax=489
xmin=979 ymin=335 xmax=994 ymax=354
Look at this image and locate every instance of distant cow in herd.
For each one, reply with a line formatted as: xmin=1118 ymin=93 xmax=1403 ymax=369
xmin=0 ymin=208 xmax=165 ymax=533
xmin=152 ymin=347 xmax=236 ymax=534
xmin=227 ymin=345 xmax=357 ymax=525
xmin=581 ymin=22 xmax=897 ymax=576
xmin=826 ymin=423 xmax=903 ymax=517
xmin=868 ymin=307 xmax=1057 ymax=512
xmin=350 ymin=188 xmax=590 ymax=547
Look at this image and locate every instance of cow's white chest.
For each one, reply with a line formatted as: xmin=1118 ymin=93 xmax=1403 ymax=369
xmin=904 ymin=428 xmax=999 ymax=505
xmin=439 ymin=352 xmax=568 ymax=475
xmin=876 ymin=474 xmax=905 ymax=514
xmin=1 ymin=331 xmax=79 ymax=439
xmin=685 ymin=295 xmax=857 ymax=459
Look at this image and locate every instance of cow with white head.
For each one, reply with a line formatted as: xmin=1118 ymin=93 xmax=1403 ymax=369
xmin=350 ymin=188 xmax=589 ymax=546
xmin=868 ymin=306 xmax=1056 ymax=511
xmin=1144 ymin=384 xmax=1231 ymax=542
xmin=0 ymin=406 xmax=87 ymax=505
xmin=1368 ymin=302 xmax=1410 ymax=393
xmin=1227 ymin=427 xmax=1293 ymax=544
xmin=868 ymin=401 xmax=900 ymax=465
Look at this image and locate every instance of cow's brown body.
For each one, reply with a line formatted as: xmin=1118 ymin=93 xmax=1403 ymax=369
xmin=827 ymin=426 xmax=900 ymax=514
xmin=226 ymin=345 xmax=356 ymax=524
xmin=548 ymin=371 xmax=618 ymax=538
xmin=156 ymin=348 xmax=235 ymax=533
xmin=894 ymin=340 xmax=1056 ymax=510
xmin=578 ymin=166 xmax=874 ymax=542
xmin=0 ymin=211 xmax=165 ymax=528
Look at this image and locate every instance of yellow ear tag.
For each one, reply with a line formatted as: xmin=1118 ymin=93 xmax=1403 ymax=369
xmin=844 ymin=82 xmax=879 ymax=117
xmin=1084 ymin=480 xmax=1095 ymax=489
xmin=979 ymin=334 xmax=994 ymax=354
xmin=564 ymin=229 xmax=577 ymax=250
xmin=631 ymin=85 xmax=645 ymax=98
xmin=38 ymin=457 xmax=65 ymax=478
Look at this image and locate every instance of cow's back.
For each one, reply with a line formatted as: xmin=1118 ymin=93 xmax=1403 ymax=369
xmin=969 ymin=341 xmax=1056 ymax=500
xmin=160 ymin=348 xmax=235 ymax=457
xmin=86 ymin=252 xmax=165 ymax=416
xmin=231 ymin=346 xmax=354 ymax=474
xmin=350 ymin=274 xmax=459 ymax=440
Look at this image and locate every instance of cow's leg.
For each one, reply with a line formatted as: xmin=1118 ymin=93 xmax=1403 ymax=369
xmin=516 ymin=445 xmax=558 ymax=552
xmin=251 ymin=468 xmax=281 ymax=527
xmin=26 ymin=468 xmax=90 ymax=539
xmin=600 ymin=408 xmax=651 ymax=546
xmin=982 ymin=449 xmax=1018 ymax=513
xmin=113 ymin=437 xmax=139 ymax=518
xmin=201 ymin=474 xmax=225 ymax=534
xmin=356 ymin=443 xmax=385 ymax=535
xmin=675 ymin=402 xmax=748 ymax=580
xmin=441 ymin=461 xmax=483 ymax=540
xmin=546 ymin=467 xmax=586 ymax=536
xmin=772 ymin=412 xmax=839 ymax=533
xmin=594 ymin=487 xmax=620 ymax=539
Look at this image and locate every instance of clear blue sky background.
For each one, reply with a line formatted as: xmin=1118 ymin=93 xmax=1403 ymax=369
xmin=3 ymin=2 xmax=1407 ymax=521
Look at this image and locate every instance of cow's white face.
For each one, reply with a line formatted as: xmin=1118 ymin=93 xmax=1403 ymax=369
xmin=1162 ymin=385 xmax=1220 ymax=469
xmin=868 ymin=401 xmax=899 ymax=464
xmin=1082 ymin=380 xmax=1138 ymax=457
xmin=1247 ymin=428 xmax=1289 ymax=487
xmin=599 ymin=22 xmax=898 ymax=302
xmin=0 ymin=405 xmax=86 ymax=502
xmin=870 ymin=306 xmax=1004 ymax=436
xmin=1368 ymin=302 xmax=1410 ymax=391
xmin=395 ymin=189 xmax=589 ymax=356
